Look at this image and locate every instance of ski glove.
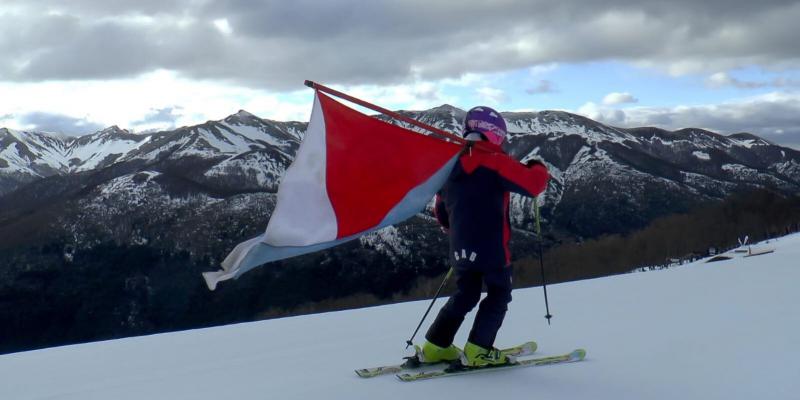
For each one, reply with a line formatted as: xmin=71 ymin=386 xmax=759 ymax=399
xmin=525 ymin=159 xmax=545 ymax=168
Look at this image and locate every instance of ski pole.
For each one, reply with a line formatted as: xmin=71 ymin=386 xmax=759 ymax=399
xmin=405 ymin=267 xmax=454 ymax=349
xmin=534 ymin=198 xmax=553 ymax=325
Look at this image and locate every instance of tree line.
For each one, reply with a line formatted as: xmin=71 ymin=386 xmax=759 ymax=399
xmin=514 ymin=188 xmax=800 ymax=286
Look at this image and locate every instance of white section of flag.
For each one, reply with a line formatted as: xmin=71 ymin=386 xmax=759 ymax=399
xmin=263 ymin=93 xmax=338 ymax=247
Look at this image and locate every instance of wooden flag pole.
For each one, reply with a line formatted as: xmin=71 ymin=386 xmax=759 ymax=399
xmin=305 ymin=80 xmax=472 ymax=146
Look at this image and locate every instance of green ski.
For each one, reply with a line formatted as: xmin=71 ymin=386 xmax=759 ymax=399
xmin=396 ymin=348 xmax=586 ymax=382
xmin=355 ymin=341 xmax=537 ymax=378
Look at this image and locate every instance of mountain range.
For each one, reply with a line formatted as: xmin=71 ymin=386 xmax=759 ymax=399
xmin=3 ymin=104 xmax=800 ymax=249
xmin=4 ymin=106 xmax=799 ymax=218
xmin=1 ymin=103 xmax=799 ymax=353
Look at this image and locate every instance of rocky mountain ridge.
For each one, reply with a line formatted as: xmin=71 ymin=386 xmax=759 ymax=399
xmin=3 ymin=105 xmax=800 ymax=239
xmin=2 ymin=103 xmax=800 ymax=354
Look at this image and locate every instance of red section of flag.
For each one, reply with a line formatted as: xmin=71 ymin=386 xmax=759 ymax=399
xmin=318 ymin=92 xmax=461 ymax=239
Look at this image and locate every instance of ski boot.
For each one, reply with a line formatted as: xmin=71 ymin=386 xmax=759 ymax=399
xmin=460 ymin=341 xmax=512 ymax=367
xmin=414 ymin=341 xmax=462 ymax=364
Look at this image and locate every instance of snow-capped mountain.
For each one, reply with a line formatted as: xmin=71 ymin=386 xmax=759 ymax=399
xmin=3 ymin=106 xmax=800 ymax=237
xmin=0 ymin=111 xmax=305 ymax=195
xmin=398 ymin=106 xmax=800 ymax=236
xmin=0 ymin=125 xmax=149 ymax=195
xmin=2 ymin=105 xmax=800 ymax=355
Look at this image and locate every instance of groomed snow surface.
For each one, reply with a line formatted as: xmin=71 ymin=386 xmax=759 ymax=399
xmin=2 ymin=234 xmax=799 ymax=399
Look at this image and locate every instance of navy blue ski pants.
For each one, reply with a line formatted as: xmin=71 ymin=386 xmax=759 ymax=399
xmin=425 ymin=264 xmax=513 ymax=349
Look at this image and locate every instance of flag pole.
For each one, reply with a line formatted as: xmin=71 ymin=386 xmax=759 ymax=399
xmin=304 ymin=80 xmax=471 ymax=146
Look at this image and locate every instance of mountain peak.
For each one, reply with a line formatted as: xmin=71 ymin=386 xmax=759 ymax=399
xmin=224 ymin=110 xmax=261 ymax=126
xmin=98 ymin=125 xmax=128 ymax=135
xmin=235 ymin=110 xmax=257 ymax=118
xmin=728 ymin=132 xmax=772 ymax=145
xmin=429 ymin=104 xmax=463 ymax=113
xmin=88 ymin=125 xmax=138 ymax=141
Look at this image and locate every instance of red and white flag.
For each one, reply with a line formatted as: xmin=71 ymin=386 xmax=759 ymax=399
xmin=203 ymin=91 xmax=461 ymax=290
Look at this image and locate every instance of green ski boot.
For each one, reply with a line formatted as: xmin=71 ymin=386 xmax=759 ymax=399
xmin=461 ymin=341 xmax=511 ymax=367
xmin=415 ymin=341 xmax=462 ymax=364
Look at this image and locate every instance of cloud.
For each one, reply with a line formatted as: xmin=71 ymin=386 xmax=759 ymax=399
xmin=707 ymin=71 xmax=800 ymax=89
xmin=476 ymin=87 xmax=508 ymax=105
xmin=18 ymin=112 xmax=104 ymax=135
xmin=602 ymin=92 xmax=639 ymax=105
xmin=0 ymin=70 xmax=318 ymax=134
xmin=526 ymin=80 xmax=557 ymax=94
xmin=577 ymin=92 xmax=800 ymax=149
xmin=529 ymin=63 xmax=559 ymax=76
xmin=131 ymin=106 xmax=183 ymax=130
xmin=213 ymin=18 xmax=233 ymax=36
xmin=1 ymin=1 xmax=800 ymax=89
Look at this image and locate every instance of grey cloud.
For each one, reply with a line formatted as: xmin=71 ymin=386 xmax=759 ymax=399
xmin=588 ymin=94 xmax=800 ymax=149
xmin=1 ymin=1 xmax=800 ymax=89
xmin=19 ymin=21 xmax=160 ymax=80
xmin=1 ymin=12 xmax=230 ymax=81
xmin=526 ymin=80 xmax=556 ymax=94
xmin=708 ymin=72 xmax=800 ymax=89
xmin=132 ymin=106 xmax=182 ymax=127
xmin=19 ymin=112 xmax=104 ymax=135
xmin=759 ymin=132 xmax=800 ymax=150
xmin=603 ymin=92 xmax=639 ymax=105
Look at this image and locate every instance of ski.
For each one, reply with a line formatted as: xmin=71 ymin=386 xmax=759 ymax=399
xmin=396 ymin=348 xmax=586 ymax=382
xmin=355 ymin=341 xmax=537 ymax=378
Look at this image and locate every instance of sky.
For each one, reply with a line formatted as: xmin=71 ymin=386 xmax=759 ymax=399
xmin=0 ymin=0 xmax=799 ymax=148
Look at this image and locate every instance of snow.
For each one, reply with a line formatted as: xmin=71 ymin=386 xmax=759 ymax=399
xmin=166 ymin=125 xmax=290 ymax=160
xmin=1 ymin=234 xmax=799 ymax=399
xmin=98 ymin=173 xmax=156 ymax=198
xmin=203 ymin=153 xmax=287 ymax=189
xmin=68 ymin=136 xmax=147 ymax=172
xmin=680 ymin=171 xmax=737 ymax=194
xmin=729 ymin=137 xmax=768 ymax=149
xmin=771 ymin=159 xmax=800 ymax=176
xmin=1 ymin=112 xmax=301 ymax=178
xmin=692 ymin=150 xmax=710 ymax=160
xmin=0 ymin=142 xmax=38 ymax=174
xmin=221 ymin=122 xmax=286 ymax=148
xmin=0 ymin=127 xmax=151 ymax=173
xmin=83 ymin=171 xmax=218 ymax=217
xmin=565 ymin=145 xmax=671 ymax=191
xmin=360 ymin=225 xmax=411 ymax=261
xmin=721 ymin=163 xmax=789 ymax=187
xmin=507 ymin=115 xmax=635 ymax=145
xmin=0 ymin=129 xmax=71 ymax=173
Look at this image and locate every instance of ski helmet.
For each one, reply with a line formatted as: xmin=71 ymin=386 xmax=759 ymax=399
xmin=464 ymin=106 xmax=507 ymax=145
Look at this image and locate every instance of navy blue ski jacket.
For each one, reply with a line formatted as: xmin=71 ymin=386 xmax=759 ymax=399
xmin=434 ymin=141 xmax=549 ymax=269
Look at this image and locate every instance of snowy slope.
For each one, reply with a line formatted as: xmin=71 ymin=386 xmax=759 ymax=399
xmin=2 ymin=234 xmax=799 ymax=399
xmin=0 ymin=114 xmax=300 ymax=178
xmin=0 ymin=126 xmax=148 ymax=174
xmin=65 ymin=126 xmax=151 ymax=172
xmin=0 ymin=128 xmax=71 ymax=174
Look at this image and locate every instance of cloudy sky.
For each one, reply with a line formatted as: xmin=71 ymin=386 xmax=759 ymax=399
xmin=1 ymin=0 xmax=799 ymax=148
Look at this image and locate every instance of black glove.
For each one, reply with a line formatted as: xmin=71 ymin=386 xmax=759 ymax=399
xmin=459 ymin=141 xmax=475 ymax=156
xmin=524 ymin=159 xmax=545 ymax=168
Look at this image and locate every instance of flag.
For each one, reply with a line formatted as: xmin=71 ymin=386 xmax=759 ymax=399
xmin=203 ymin=91 xmax=462 ymax=290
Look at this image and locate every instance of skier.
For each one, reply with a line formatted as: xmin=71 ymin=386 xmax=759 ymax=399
xmin=417 ymin=106 xmax=549 ymax=367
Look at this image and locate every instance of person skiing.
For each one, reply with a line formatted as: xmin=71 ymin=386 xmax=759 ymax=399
xmin=416 ymin=106 xmax=549 ymax=367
